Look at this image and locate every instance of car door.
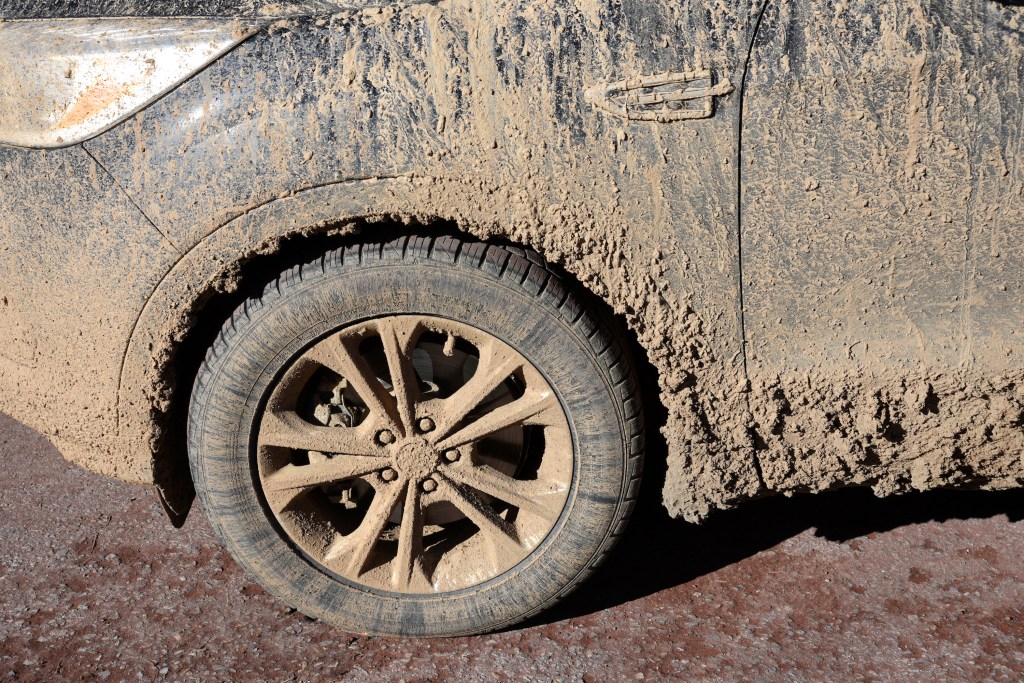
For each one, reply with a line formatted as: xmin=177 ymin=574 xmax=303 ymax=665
xmin=740 ymin=0 xmax=1024 ymax=489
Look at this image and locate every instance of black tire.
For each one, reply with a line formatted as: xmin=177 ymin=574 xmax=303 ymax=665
xmin=187 ymin=236 xmax=644 ymax=636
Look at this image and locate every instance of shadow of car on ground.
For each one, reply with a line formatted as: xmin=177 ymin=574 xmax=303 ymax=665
xmin=531 ymin=431 xmax=1024 ymax=627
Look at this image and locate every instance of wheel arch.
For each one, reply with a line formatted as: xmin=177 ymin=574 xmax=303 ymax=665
xmin=119 ymin=177 xmax=666 ymax=526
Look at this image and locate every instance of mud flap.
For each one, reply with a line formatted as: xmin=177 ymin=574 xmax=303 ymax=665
xmin=155 ymin=466 xmax=195 ymax=528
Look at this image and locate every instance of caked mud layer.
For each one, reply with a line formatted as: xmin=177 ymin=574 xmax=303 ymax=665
xmin=0 ymin=0 xmax=1022 ymax=522
xmin=737 ymin=0 xmax=1024 ymax=518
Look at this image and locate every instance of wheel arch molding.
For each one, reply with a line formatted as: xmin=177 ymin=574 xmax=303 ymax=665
xmin=119 ymin=177 xmax=659 ymax=527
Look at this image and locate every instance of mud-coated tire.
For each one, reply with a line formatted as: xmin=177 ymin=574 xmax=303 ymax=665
xmin=187 ymin=236 xmax=644 ymax=636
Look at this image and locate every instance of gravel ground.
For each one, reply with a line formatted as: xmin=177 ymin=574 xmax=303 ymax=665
xmin=2 ymin=410 xmax=1024 ymax=681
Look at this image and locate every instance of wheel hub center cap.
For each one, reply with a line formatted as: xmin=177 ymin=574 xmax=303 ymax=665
xmin=395 ymin=438 xmax=439 ymax=480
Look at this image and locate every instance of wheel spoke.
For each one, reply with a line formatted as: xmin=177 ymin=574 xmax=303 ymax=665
xmin=306 ymin=334 xmax=401 ymax=433
xmin=443 ymin=464 xmax=566 ymax=518
xmin=435 ymin=474 xmax=522 ymax=558
xmin=376 ymin=317 xmax=421 ymax=435
xmin=324 ymin=478 xmax=407 ymax=577
xmin=262 ymin=455 xmax=388 ymax=511
xmin=259 ymin=410 xmax=382 ymax=455
xmin=436 ymin=390 xmax=562 ymax=451
xmin=433 ymin=341 xmax=524 ymax=440
xmin=393 ymin=482 xmax=427 ymax=591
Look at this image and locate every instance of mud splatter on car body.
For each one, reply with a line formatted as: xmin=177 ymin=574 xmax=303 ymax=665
xmin=0 ymin=0 xmax=1022 ymax=524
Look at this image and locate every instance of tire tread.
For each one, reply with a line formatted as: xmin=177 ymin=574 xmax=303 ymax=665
xmin=189 ymin=236 xmax=644 ymax=636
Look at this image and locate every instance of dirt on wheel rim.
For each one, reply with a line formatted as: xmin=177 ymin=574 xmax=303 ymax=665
xmin=256 ymin=313 xmax=573 ymax=594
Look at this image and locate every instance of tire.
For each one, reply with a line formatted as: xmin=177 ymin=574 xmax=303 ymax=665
xmin=187 ymin=236 xmax=644 ymax=636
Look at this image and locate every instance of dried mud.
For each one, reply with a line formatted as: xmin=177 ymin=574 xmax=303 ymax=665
xmin=0 ymin=0 xmax=1023 ymax=523
xmin=739 ymin=0 xmax=1024 ymax=516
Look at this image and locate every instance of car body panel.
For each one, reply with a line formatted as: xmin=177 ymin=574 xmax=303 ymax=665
xmin=0 ymin=144 xmax=179 ymax=482
xmin=82 ymin=0 xmax=768 ymax=520
xmin=741 ymin=0 xmax=1024 ymax=498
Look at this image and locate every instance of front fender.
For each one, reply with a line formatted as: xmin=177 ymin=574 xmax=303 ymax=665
xmin=95 ymin=0 xmax=762 ymax=525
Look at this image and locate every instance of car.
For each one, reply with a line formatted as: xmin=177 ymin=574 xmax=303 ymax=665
xmin=1 ymin=0 xmax=1022 ymax=637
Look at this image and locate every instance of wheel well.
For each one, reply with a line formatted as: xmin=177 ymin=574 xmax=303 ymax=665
xmin=154 ymin=217 xmax=666 ymax=526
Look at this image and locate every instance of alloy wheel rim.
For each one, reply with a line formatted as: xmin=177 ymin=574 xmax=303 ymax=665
xmin=255 ymin=314 xmax=573 ymax=594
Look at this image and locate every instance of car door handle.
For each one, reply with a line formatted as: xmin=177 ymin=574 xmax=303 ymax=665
xmin=585 ymin=70 xmax=734 ymax=122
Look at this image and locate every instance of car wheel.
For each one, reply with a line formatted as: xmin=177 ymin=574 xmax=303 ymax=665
xmin=187 ymin=236 xmax=644 ymax=636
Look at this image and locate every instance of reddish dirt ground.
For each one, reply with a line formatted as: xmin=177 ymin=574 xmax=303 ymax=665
xmin=2 ymin=410 xmax=1024 ymax=681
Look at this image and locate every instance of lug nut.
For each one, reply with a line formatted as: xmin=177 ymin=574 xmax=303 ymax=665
xmin=443 ymin=449 xmax=460 ymax=463
xmin=380 ymin=468 xmax=398 ymax=482
xmin=417 ymin=417 xmax=435 ymax=433
xmin=421 ymin=478 xmax=437 ymax=492
xmin=377 ymin=429 xmax=395 ymax=445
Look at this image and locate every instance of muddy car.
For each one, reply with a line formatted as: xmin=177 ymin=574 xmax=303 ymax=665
xmin=1 ymin=0 xmax=1022 ymax=636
